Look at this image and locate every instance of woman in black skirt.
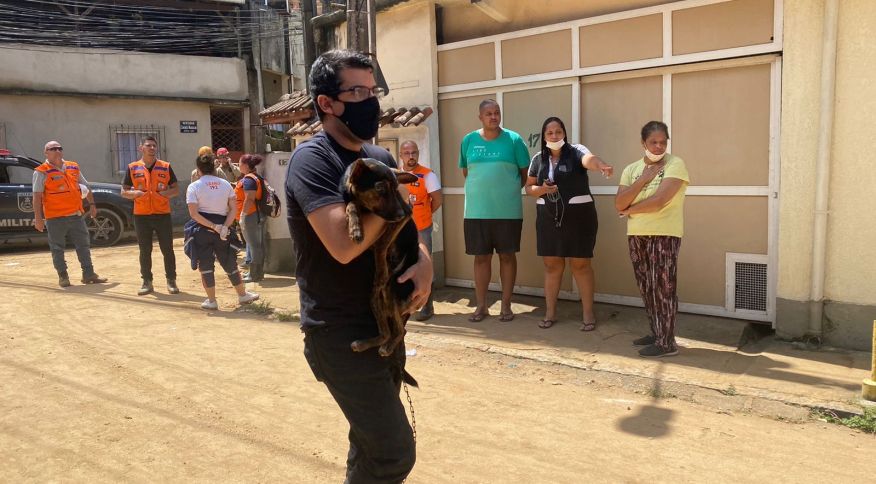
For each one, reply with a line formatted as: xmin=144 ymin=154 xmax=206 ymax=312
xmin=524 ymin=117 xmax=613 ymax=330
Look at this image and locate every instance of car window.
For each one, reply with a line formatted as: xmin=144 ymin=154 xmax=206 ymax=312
xmin=7 ymin=164 xmax=34 ymax=184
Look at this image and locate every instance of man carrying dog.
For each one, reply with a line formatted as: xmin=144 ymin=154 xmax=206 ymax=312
xmin=122 ymin=136 xmax=180 ymax=295
xmin=399 ymin=140 xmax=442 ymax=321
xmin=32 ymin=140 xmax=108 ymax=287
xmin=285 ymin=49 xmax=432 ymax=483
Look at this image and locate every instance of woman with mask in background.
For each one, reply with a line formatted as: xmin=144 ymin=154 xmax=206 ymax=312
xmin=615 ymin=121 xmax=689 ymax=358
xmin=524 ymin=116 xmax=613 ymax=331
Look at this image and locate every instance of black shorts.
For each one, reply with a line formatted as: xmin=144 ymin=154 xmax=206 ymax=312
xmin=464 ymin=218 xmax=523 ymax=255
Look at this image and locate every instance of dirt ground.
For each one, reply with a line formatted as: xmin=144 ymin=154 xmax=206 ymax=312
xmin=1 ymin=240 xmax=874 ymax=483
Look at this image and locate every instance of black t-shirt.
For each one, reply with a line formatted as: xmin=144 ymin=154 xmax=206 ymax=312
xmin=286 ymin=132 xmax=399 ymax=329
xmin=122 ymin=161 xmax=178 ymax=187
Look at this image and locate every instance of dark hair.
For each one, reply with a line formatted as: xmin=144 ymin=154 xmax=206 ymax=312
xmin=140 ymin=135 xmax=158 ymax=146
xmin=196 ymin=154 xmax=216 ymax=175
xmin=539 ymin=116 xmax=570 ymax=172
xmin=309 ymin=49 xmax=374 ymax=119
xmin=641 ymin=121 xmax=670 ymax=142
xmin=479 ymin=99 xmax=499 ymax=112
xmin=238 ymin=153 xmax=263 ymax=169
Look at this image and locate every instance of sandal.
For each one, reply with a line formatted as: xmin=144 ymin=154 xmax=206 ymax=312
xmin=538 ymin=319 xmax=556 ymax=329
xmin=468 ymin=311 xmax=488 ymax=323
xmin=498 ymin=311 xmax=515 ymax=322
xmin=580 ymin=321 xmax=597 ymax=332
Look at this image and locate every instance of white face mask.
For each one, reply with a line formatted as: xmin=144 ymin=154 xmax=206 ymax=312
xmin=644 ymin=148 xmax=665 ymax=162
xmin=546 ymin=139 xmax=565 ymax=151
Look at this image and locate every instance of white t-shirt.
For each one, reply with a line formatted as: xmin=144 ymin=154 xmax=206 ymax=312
xmin=186 ymin=175 xmax=235 ymax=215
xmin=422 ymin=171 xmax=441 ymax=193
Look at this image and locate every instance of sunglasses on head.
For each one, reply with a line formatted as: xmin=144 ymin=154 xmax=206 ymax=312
xmin=47 ymin=147 xmax=63 ymax=152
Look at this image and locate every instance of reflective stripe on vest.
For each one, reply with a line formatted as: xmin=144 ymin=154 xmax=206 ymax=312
xmin=36 ymin=161 xmax=83 ymax=219
xmin=234 ymin=173 xmax=262 ymax=218
xmin=406 ymin=165 xmax=434 ymax=231
xmin=129 ymin=159 xmax=172 ymax=215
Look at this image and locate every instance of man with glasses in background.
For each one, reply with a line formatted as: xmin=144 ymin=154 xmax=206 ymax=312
xmin=399 ymin=140 xmax=442 ymax=321
xmin=33 ymin=140 xmax=108 ymax=287
xmin=214 ymin=147 xmax=240 ymax=184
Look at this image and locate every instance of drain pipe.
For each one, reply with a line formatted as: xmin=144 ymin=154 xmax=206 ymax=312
xmin=808 ymin=0 xmax=840 ymax=340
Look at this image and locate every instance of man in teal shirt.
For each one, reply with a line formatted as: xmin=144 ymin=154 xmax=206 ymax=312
xmin=459 ymin=99 xmax=530 ymax=322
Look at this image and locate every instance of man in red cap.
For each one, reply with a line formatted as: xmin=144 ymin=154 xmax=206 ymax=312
xmin=215 ymin=148 xmax=240 ymax=184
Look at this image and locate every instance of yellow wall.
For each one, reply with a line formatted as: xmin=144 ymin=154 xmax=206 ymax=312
xmin=779 ymin=0 xmax=876 ymax=306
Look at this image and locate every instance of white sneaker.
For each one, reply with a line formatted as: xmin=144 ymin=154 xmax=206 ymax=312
xmin=201 ymin=299 xmax=218 ymax=310
xmin=238 ymin=292 xmax=260 ymax=304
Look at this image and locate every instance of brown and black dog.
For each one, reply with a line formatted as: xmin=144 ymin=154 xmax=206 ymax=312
xmin=342 ymin=158 xmax=421 ymax=365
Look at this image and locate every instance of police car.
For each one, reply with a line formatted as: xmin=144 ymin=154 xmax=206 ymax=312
xmin=0 ymin=149 xmax=133 ymax=247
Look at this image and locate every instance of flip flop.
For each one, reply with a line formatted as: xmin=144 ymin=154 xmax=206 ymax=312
xmin=580 ymin=321 xmax=597 ymax=332
xmin=538 ymin=319 xmax=556 ymax=329
xmin=499 ymin=312 xmax=515 ymax=322
xmin=468 ymin=311 xmax=488 ymax=322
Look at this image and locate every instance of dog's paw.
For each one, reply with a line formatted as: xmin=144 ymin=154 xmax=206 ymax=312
xmin=378 ymin=344 xmax=395 ymax=357
xmin=351 ymin=229 xmax=364 ymax=243
xmin=350 ymin=340 xmax=366 ymax=352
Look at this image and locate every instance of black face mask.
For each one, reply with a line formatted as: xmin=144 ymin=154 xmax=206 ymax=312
xmin=337 ymin=96 xmax=381 ymax=141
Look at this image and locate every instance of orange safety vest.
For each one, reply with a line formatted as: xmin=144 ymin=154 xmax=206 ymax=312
xmin=234 ymin=173 xmax=263 ymax=219
xmin=128 ymin=159 xmax=172 ymax=215
xmin=405 ymin=165 xmax=435 ymax=231
xmin=36 ymin=160 xmax=83 ymax=219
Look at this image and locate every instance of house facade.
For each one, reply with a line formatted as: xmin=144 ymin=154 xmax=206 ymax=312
xmin=350 ymin=0 xmax=875 ymax=349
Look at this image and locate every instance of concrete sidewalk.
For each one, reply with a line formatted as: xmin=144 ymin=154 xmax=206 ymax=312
xmin=405 ymin=287 xmax=872 ymax=415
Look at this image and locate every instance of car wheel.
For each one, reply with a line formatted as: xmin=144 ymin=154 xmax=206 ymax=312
xmin=87 ymin=207 xmax=124 ymax=247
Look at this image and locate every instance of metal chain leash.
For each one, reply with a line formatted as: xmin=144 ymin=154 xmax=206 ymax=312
xmin=402 ymin=381 xmax=417 ymax=443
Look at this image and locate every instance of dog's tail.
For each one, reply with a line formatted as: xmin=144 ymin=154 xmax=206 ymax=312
xmin=402 ymin=369 xmax=419 ymax=388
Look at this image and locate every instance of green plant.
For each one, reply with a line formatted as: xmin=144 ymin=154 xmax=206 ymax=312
xmin=275 ymin=310 xmax=299 ymax=322
xmin=813 ymin=407 xmax=876 ymax=434
xmin=648 ymin=386 xmax=676 ymax=399
xmin=245 ymin=300 xmax=274 ymax=315
xmin=720 ymin=385 xmax=738 ymax=396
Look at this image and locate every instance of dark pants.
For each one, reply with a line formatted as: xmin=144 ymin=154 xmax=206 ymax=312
xmin=134 ymin=214 xmax=176 ymax=281
xmin=45 ymin=214 xmax=95 ymax=277
xmin=628 ymin=236 xmax=681 ymax=351
xmin=303 ymin=324 xmax=416 ymax=484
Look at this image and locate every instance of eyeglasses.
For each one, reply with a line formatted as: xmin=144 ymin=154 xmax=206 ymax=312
xmin=333 ymin=85 xmax=385 ymax=102
xmin=400 ymin=150 xmax=419 ymax=156
xmin=47 ymin=147 xmax=63 ymax=152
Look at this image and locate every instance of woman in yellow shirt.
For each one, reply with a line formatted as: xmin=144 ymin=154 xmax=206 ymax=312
xmin=615 ymin=121 xmax=689 ymax=358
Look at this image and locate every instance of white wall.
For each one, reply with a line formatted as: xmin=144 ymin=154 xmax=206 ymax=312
xmin=0 ymin=94 xmax=214 ymax=183
xmin=0 ymin=44 xmax=247 ymax=101
xmin=260 ymin=152 xmax=292 ymax=240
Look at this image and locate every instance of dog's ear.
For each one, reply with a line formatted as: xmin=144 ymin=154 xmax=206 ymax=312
xmin=349 ymin=159 xmax=370 ymax=183
xmin=394 ymin=170 xmax=418 ymax=185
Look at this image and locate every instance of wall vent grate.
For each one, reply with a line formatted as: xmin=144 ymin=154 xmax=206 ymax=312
xmin=734 ymin=261 xmax=767 ymax=312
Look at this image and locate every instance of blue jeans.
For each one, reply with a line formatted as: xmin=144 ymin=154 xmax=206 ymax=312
xmin=45 ymin=215 xmax=95 ymax=277
xmin=418 ymin=225 xmax=434 ymax=313
xmin=241 ymin=212 xmax=265 ymax=267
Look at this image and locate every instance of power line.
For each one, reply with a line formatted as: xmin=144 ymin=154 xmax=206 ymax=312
xmin=0 ymin=0 xmax=297 ymax=56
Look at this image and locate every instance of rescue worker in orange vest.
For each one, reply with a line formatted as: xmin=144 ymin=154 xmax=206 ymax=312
xmin=122 ymin=136 xmax=180 ymax=295
xmin=32 ymin=140 xmax=108 ymax=287
xmin=399 ymin=140 xmax=443 ymax=321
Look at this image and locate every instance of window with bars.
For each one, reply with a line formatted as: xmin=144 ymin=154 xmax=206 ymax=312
xmin=210 ymin=108 xmax=244 ymax=152
xmin=109 ymin=125 xmax=165 ymax=174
